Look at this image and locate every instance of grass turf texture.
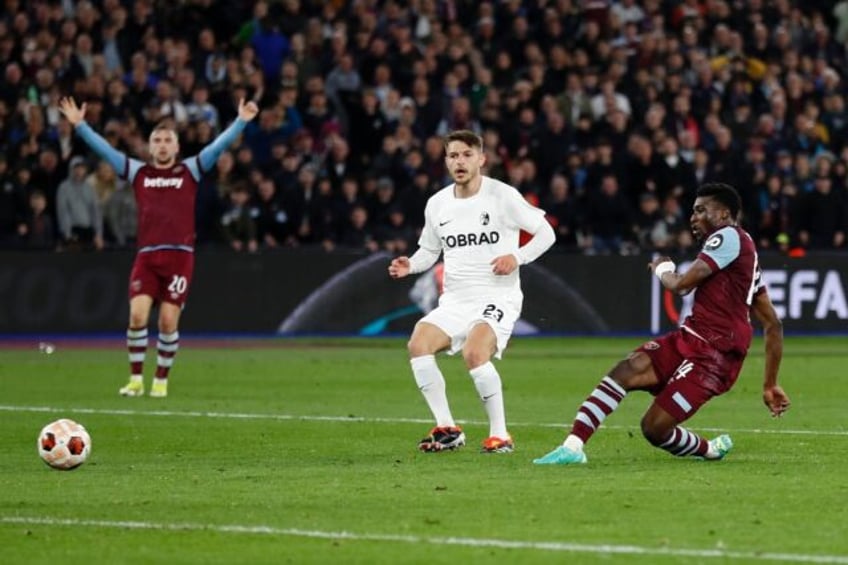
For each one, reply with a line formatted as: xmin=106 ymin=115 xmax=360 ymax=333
xmin=1 ymin=337 xmax=846 ymax=564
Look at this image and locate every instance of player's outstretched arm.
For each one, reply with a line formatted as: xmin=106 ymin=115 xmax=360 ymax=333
xmin=751 ymin=289 xmax=790 ymax=417
xmin=59 ymin=96 xmax=128 ymax=174
xmin=390 ymin=247 xmax=441 ymax=279
xmin=649 ymin=255 xmax=711 ymax=295
xmin=197 ymin=98 xmax=259 ymax=173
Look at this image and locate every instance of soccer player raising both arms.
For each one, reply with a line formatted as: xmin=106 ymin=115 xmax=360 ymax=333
xmin=389 ymin=129 xmax=555 ymax=453
xmin=535 ymin=183 xmax=791 ymax=465
xmin=58 ymin=96 xmax=259 ymax=398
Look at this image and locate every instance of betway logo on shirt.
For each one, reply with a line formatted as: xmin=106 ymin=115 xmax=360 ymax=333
xmin=143 ymin=177 xmax=184 ymax=189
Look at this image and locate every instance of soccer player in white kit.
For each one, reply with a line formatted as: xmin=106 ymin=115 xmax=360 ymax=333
xmin=389 ymin=130 xmax=556 ymax=453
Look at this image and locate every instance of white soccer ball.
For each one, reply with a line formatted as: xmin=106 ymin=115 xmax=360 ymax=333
xmin=37 ymin=419 xmax=92 ymax=470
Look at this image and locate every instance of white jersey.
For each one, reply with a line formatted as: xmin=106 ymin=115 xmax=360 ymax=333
xmin=418 ymin=176 xmax=546 ymax=301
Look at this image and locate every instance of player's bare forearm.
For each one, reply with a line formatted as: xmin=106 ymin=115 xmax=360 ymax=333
xmin=752 ymin=289 xmax=789 ymax=416
xmin=762 ymin=322 xmax=783 ymax=387
xmin=761 ymin=325 xmax=787 ymax=417
xmin=649 ymin=256 xmax=710 ymax=295
xmin=752 ymin=290 xmax=783 ymax=388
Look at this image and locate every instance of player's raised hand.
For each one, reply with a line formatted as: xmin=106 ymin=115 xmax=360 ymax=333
xmin=491 ymin=254 xmax=518 ymax=276
xmin=58 ymin=97 xmax=86 ymax=127
xmin=763 ymin=385 xmax=791 ymax=417
xmin=389 ymin=257 xmax=411 ymax=279
xmin=238 ymin=98 xmax=259 ymax=121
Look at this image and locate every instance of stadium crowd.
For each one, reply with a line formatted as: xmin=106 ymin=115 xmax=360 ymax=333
xmin=0 ymin=0 xmax=847 ymax=255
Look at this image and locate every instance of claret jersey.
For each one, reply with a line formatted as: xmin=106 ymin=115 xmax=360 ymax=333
xmin=124 ymin=158 xmax=202 ymax=251
xmin=75 ymin=117 xmax=246 ymax=253
xmin=683 ymin=225 xmax=759 ymax=355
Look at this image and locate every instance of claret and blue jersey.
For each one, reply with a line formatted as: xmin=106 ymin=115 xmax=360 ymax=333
xmin=683 ymin=224 xmax=759 ymax=355
xmin=75 ymin=119 xmax=247 ymax=252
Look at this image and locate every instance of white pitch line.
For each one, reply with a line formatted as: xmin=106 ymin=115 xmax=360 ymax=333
xmin=1 ymin=516 xmax=846 ymax=563
xmin=0 ymin=404 xmax=846 ymax=437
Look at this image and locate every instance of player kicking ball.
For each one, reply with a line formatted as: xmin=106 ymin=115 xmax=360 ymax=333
xmin=389 ymin=129 xmax=555 ymax=453
xmin=59 ymin=96 xmax=259 ymax=398
xmin=534 ymin=183 xmax=791 ymax=465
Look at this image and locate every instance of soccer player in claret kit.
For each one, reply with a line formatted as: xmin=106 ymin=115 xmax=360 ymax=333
xmin=535 ymin=183 xmax=792 ymax=465
xmin=389 ymin=129 xmax=556 ymax=453
xmin=58 ymin=96 xmax=259 ymax=398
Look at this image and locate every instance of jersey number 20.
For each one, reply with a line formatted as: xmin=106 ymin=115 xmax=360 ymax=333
xmin=168 ymin=275 xmax=188 ymax=295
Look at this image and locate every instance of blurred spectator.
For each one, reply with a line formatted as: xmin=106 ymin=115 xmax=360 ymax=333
xmin=185 ymin=83 xmax=221 ymax=132
xmin=375 ymin=206 xmax=415 ymax=254
xmin=55 ymin=156 xmax=103 ymax=251
xmin=103 ymin=181 xmax=138 ymax=249
xmin=145 ymin=80 xmax=188 ymax=128
xmin=220 ymin=183 xmax=258 ymax=252
xmin=87 ymin=160 xmax=127 ymax=211
xmin=325 ymin=52 xmax=362 ymax=133
xmin=544 ymin=173 xmax=580 ymax=249
xmin=338 ymin=204 xmax=379 ymax=252
xmin=660 ymin=195 xmax=694 ymax=253
xmin=632 ymin=192 xmax=669 ymax=251
xmin=371 ymin=176 xmax=397 ymax=228
xmin=0 ymin=155 xmax=27 ymax=246
xmin=348 ymin=89 xmax=389 ymax=172
xmin=243 ymin=104 xmax=302 ymax=167
xmin=251 ymin=17 xmax=290 ymax=86
xmin=251 ymin=175 xmax=294 ymax=249
xmin=19 ymin=189 xmax=55 ymax=250
xmin=583 ymin=174 xmax=632 ymax=255
xmin=757 ymin=174 xmax=795 ymax=251
xmin=795 ymin=173 xmax=848 ymax=250
xmin=324 ymin=135 xmax=359 ymax=189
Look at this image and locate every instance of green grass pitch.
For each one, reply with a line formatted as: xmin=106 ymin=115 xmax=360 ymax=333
xmin=1 ymin=336 xmax=846 ymax=564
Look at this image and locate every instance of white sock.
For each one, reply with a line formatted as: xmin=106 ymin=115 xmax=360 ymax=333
xmin=411 ymin=355 xmax=455 ymax=427
xmin=130 ymin=374 xmax=143 ymax=384
xmin=469 ymin=361 xmax=508 ymax=438
xmin=563 ymin=434 xmax=584 ymax=452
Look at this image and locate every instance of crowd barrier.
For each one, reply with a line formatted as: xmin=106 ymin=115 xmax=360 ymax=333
xmin=1 ymin=250 xmax=845 ymax=335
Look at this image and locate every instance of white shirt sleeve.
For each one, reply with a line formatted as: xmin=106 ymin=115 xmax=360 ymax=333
xmin=503 ymin=183 xmax=546 ymax=232
xmin=408 ymin=247 xmax=442 ymax=274
xmin=409 ymin=198 xmax=443 ymax=274
xmin=501 ymin=183 xmax=554 ymax=264
xmin=515 ymin=219 xmax=555 ymax=265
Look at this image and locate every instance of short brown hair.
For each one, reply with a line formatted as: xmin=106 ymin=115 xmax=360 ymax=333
xmin=150 ymin=121 xmax=179 ymax=141
xmin=443 ymin=129 xmax=483 ymax=151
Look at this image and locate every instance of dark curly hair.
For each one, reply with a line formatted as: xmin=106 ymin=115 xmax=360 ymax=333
xmin=697 ymin=183 xmax=742 ymax=220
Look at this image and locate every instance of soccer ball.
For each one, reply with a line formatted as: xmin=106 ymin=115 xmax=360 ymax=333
xmin=37 ymin=419 xmax=92 ymax=470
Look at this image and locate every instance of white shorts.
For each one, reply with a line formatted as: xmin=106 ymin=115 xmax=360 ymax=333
xmin=418 ymin=293 xmax=522 ymax=359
